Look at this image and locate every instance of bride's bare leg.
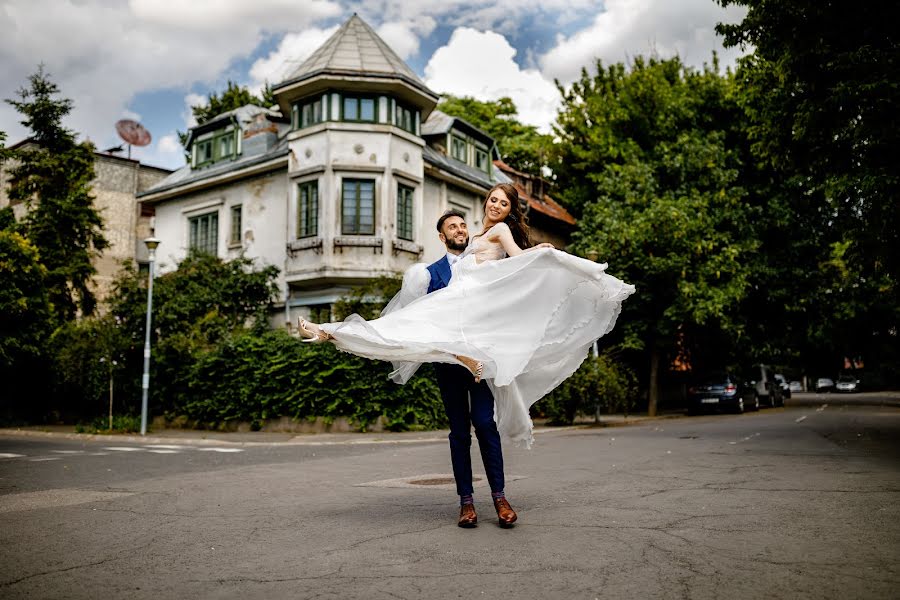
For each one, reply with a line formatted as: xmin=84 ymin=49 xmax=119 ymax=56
xmin=455 ymin=354 xmax=484 ymax=383
xmin=291 ymin=317 xmax=333 ymax=342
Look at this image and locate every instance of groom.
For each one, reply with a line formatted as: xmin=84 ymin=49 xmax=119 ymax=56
xmin=427 ymin=209 xmax=517 ymax=528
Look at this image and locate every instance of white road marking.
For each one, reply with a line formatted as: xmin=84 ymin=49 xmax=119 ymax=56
xmin=816 ymin=404 xmax=828 ymax=412
xmin=0 ymin=453 xmax=25 ymax=459
xmin=143 ymin=444 xmax=187 ymax=450
xmin=796 ymin=415 xmax=808 ymax=423
xmin=29 ymin=457 xmax=61 ymax=462
xmin=146 ymin=449 xmax=179 ymax=454
xmin=103 ymin=447 xmax=143 ymax=452
xmin=88 ymin=452 xmax=109 ymax=456
xmin=51 ymin=450 xmax=85 ymax=454
xmin=196 ymin=447 xmax=244 ymax=453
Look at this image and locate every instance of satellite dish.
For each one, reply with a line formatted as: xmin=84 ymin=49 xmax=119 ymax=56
xmin=115 ymin=119 xmax=152 ymax=158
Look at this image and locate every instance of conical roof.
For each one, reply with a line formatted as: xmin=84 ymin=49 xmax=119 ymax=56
xmin=275 ymin=14 xmax=433 ymax=97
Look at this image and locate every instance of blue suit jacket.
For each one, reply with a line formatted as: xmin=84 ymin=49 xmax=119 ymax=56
xmin=426 ymin=255 xmax=453 ymax=294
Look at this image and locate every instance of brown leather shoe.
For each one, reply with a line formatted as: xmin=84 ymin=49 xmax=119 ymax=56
xmin=493 ymin=497 xmax=517 ymax=527
xmin=458 ymin=504 xmax=477 ymax=528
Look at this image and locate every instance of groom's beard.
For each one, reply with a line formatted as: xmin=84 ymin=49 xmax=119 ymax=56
xmin=446 ymin=238 xmax=468 ymax=252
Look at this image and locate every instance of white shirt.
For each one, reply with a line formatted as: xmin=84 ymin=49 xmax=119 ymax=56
xmin=446 ymin=252 xmax=462 ymax=267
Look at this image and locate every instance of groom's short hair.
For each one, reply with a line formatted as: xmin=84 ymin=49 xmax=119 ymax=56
xmin=436 ymin=209 xmax=466 ymax=233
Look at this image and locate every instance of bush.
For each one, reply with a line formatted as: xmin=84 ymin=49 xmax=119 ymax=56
xmin=180 ymin=329 xmax=445 ymax=431
xmin=538 ymin=352 xmax=637 ymax=425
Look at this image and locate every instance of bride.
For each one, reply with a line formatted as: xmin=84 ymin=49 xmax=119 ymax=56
xmin=296 ymin=183 xmax=635 ymax=447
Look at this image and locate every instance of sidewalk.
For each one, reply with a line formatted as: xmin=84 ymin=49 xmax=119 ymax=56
xmin=0 ymin=412 xmax=685 ymax=447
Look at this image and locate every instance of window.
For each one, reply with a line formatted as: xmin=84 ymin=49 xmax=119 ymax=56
xmin=229 ymin=205 xmax=242 ymax=245
xmin=193 ymin=128 xmax=238 ymax=167
xmin=189 ymin=211 xmax=218 ymax=255
xmin=297 ymin=181 xmax=318 ymax=238
xmin=300 ymin=96 xmax=325 ymax=128
xmin=196 ymin=139 xmax=213 ymax=165
xmin=475 ymin=148 xmax=489 ymax=172
xmin=341 ymin=179 xmax=375 ymax=235
xmin=397 ymin=184 xmax=414 ymax=241
xmin=343 ymin=96 xmax=376 ymax=122
xmin=451 ymin=135 xmax=468 ymax=163
xmin=395 ymin=103 xmax=415 ymax=133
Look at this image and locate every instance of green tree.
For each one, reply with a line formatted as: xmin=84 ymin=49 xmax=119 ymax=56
xmin=178 ymin=81 xmax=276 ymax=147
xmin=109 ymin=252 xmax=280 ymax=416
xmin=437 ymin=95 xmax=554 ymax=175
xmin=4 ymin=66 xmax=108 ymax=321
xmin=0 ymin=228 xmax=54 ymax=420
xmin=717 ymin=0 xmax=900 ymax=381
xmin=554 ymin=57 xmax=757 ymax=414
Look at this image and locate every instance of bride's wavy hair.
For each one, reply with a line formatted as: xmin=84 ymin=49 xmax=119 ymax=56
xmin=483 ymin=183 xmax=532 ymax=249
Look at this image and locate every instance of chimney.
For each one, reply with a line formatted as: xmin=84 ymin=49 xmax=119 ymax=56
xmin=242 ymin=113 xmax=278 ymax=156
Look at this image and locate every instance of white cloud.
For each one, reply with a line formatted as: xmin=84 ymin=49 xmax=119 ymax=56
xmin=157 ymin=133 xmax=182 ymax=155
xmin=541 ymin=0 xmax=748 ymax=85
xmin=183 ymin=93 xmax=208 ymax=128
xmin=129 ymin=0 xmax=341 ymax=31
xmin=0 ymin=0 xmax=340 ymax=154
xmin=424 ymin=27 xmax=560 ymax=133
xmin=248 ymin=26 xmax=339 ymax=91
xmin=376 ymin=22 xmax=420 ymax=60
xmin=121 ymin=109 xmax=142 ymax=121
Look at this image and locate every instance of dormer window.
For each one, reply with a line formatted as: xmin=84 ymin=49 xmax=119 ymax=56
xmin=475 ymin=146 xmax=489 ymax=173
xmin=192 ymin=126 xmax=239 ymax=168
xmin=450 ymin=135 xmax=468 ymax=163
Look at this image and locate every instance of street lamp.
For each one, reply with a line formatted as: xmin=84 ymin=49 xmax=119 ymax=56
xmin=140 ymin=237 xmax=160 ymax=436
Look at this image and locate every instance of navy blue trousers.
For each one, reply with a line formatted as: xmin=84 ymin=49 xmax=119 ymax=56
xmin=434 ymin=363 xmax=505 ymax=497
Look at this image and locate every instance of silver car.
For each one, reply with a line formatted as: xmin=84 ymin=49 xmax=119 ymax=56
xmin=835 ymin=375 xmax=859 ymax=392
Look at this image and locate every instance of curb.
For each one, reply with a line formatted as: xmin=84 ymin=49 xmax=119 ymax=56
xmin=0 ymin=415 xmax=682 ymax=447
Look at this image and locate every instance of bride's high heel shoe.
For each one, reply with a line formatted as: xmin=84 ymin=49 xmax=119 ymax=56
xmin=456 ymin=355 xmax=484 ymax=383
xmin=296 ymin=318 xmax=331 ymax=343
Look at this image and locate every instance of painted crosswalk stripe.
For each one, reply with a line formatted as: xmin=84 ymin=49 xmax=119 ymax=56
xmin=795 ymin=415 xmax=807 ymax=423
xmin=146 ymin=449 xmax=179 ymax=454
xmin=103 ymin=447 xmax=143 ymax=452
xmin=29 ymin=457 xmax=61 ymax=462
xmin=144 ymin=444 xmax=186 ymax=450
xmin=196 ymin=447 xmax=244 ymax=453
xmin=51 ymin=450 xmax=85 ymax=454
xmin=0 ymin=453 xmax=25 ymax=459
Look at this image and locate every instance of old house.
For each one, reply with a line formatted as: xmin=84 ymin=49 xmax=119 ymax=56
xmin=138 ymin=14 xmax=574 ymax=324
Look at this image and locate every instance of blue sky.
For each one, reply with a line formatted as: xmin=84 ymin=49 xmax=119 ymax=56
xmin=0 ymin=0 xmax=747 ymax=170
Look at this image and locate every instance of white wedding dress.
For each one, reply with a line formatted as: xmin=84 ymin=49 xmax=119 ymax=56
xmin=320 ymin=223 xmax=635 ymax=447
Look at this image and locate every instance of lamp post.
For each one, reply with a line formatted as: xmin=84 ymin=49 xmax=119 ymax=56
xmin=140 ymin=237 xmax=160 ymax=436
xmin=586 ymin=248 xmax=601 ymax=358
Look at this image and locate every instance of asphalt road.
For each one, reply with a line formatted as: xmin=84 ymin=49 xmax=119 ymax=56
xmin=1 ymin=396 xmax=899 ymax=599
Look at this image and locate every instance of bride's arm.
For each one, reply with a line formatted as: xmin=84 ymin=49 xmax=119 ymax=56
xmin=488 ymin=222 xmax=554 ymax=256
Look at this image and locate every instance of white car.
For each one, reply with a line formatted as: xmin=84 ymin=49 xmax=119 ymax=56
xmin=835 ymin=375 xmax=859 ymax=393
xmin=815 ymin=378 xmax=835 ymax=392
xmin=789 ymin=381 xmax=803 ymax=393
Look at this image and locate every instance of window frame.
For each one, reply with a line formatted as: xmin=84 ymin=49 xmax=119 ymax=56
xmin=341 ymin=178 xmax=376 ymax=236
xmin=297 ymin=180 xmax=319 ymax=239
xmin=396 ymin=184 xmax=414 ymax=241
xmin=193 ymin=127 xmax=238 ymax=168
xmin=229 ymin=205 xmax=242 ymax=246
xmin=342 ymin=95 xmax=378 ymax=123
xmin=188 ymin=211 xmax=219 ymax=255
xmin=450 ymin=135 xmax=468 ymax=163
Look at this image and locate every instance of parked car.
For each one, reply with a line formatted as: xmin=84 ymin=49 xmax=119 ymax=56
xmin=815 ymin=378 xmax=835 ymax=392
xmin=687 ymin=371 xmax=759 ymax=415
xmin=743 ymin=364 xmax=784 ymax=408
xmin=835 ymin=375 xmax=859 ymax=393
xmin=789 ymin=380 xmax=803 ymax=393
xmin=774 ymin=373 xmax=791 ymax=400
